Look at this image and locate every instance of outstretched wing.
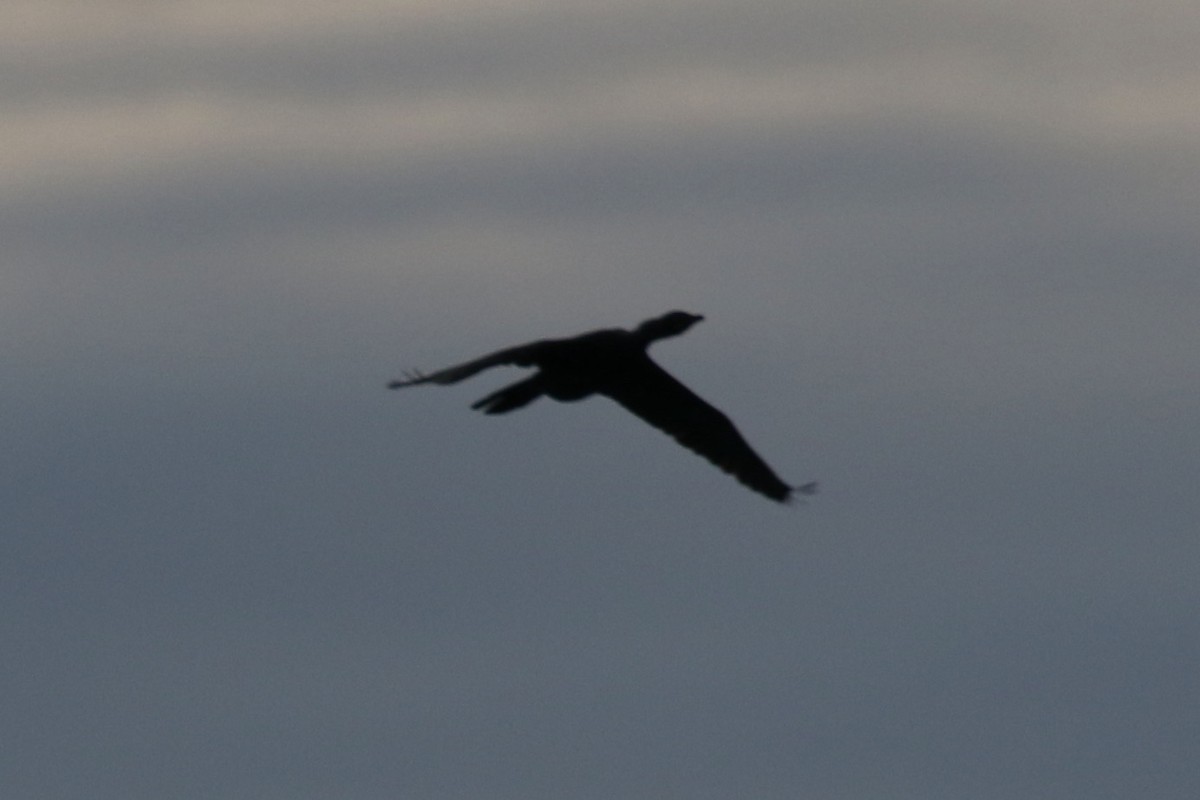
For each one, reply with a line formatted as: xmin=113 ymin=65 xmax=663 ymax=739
xmin=388 ymin=341 xmax=548 ymax=389
xmin=602 ymin=358 xmax=799 ymax=503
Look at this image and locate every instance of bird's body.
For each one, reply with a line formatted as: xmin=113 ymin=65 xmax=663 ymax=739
xmin=389 ymin=311 xmax=815 ymax=503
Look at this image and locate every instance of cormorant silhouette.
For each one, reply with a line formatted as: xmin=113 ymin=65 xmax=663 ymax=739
xmin=388 ymin=311 xmax=816 ymax=503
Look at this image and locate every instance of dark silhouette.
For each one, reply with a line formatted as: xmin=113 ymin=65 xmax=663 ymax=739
xmin=388 ymin=311 xmax=816 ymax=503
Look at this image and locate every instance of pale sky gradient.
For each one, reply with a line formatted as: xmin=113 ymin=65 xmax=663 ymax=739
xmin=5 ymin=2 xmax=1199 ymax=798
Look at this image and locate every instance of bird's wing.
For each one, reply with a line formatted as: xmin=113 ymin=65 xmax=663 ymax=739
xmin=602 ymin=358 xmax=796 ymax=502
xmin=388 ymin=341 xmax=547 ymax=389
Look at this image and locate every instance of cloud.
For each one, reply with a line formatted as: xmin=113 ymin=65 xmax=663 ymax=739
xmin=8 ymin=0 xmax=1200 ymax=196
xmin=6 ymin=3 xmax=1200 ymax=798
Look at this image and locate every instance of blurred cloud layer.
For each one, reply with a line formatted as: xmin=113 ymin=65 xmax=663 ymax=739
xmin=5 ymin=2 xmax=1199 ymax=798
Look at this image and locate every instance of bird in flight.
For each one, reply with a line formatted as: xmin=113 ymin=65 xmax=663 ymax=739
xmin=388 ymin=311 xmax=816 ymax=503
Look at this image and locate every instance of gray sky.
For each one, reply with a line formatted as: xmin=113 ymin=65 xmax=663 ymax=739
xmin=5 ymin=2 xmax=1199 ymax=797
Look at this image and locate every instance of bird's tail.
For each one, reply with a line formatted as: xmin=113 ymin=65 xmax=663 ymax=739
xmin=471 ymin=376 xmax=545 ymax=414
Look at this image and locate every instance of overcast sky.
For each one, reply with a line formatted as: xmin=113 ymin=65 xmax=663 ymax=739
xmin=5 ymin=2 xmax=1199 ymax=798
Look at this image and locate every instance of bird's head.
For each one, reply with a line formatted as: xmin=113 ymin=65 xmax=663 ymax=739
xmin=635 ymin=310 xmax=705 ymax=342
